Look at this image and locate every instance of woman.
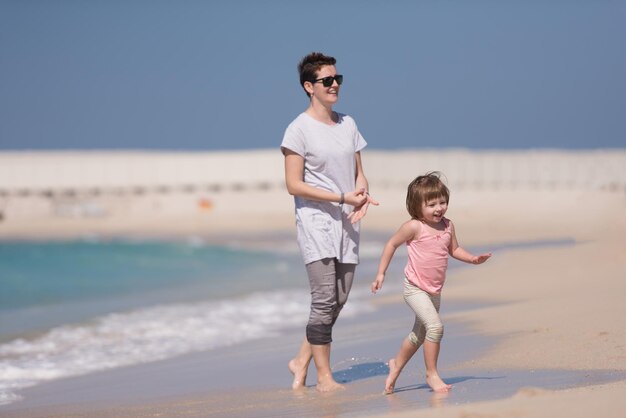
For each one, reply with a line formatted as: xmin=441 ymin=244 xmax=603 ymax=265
xmin=281 ymin=51 xmax=378 ymax=392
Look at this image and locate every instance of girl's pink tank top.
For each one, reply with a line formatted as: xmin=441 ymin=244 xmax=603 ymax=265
xmin=404 ymin=218 xmax=452 ymax=294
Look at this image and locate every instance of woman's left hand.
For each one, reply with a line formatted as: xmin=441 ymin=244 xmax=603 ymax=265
xmin=348 ymin=191 xmax=379 ymax=224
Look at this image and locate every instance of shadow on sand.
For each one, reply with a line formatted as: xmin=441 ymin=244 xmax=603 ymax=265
xmin=392 ymin=375 xmax=506 ymax=393
xmin=331 ymin=361 xmax=505 ymax=393
xmin=332 ymin=361 xmax=389 ymax=383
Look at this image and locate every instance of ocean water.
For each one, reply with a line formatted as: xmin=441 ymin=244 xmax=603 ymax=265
xmin=0 ymin=237 xmax=383 ymax=406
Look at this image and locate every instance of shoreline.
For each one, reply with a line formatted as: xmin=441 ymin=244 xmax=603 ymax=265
xmin=2 ymin=234 xmax=625 ymax=417
xmin=0 ymin=235 xmax=626 ymax=418
xmin=3 ymin=268 xmax=623 ymax=418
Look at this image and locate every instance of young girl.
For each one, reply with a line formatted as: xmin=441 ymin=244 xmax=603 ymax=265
xmin=371 ymin=172 xmax=491 ymax=394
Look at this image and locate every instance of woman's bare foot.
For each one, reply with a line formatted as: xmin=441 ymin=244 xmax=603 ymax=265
xmin=316 ymin=373 xmax=345 ymax=392
xmin=384 ymin=358 xmax=399 ymax=394
xmin=426 ymin=373 xmax=452 ymax=393
xmin=288 ymin=358 xmax=308 ymax=390
xmin=317 ymin=380 xmax=345 ymax=392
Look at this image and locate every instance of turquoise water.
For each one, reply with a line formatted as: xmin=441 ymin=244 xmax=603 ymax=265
xmin=0 ymin=239 xmax=308 ymax=338
xmin=1 ymin=239 xmax=284 ymax=312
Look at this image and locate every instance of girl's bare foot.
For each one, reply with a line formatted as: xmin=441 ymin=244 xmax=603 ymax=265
xmin=288 ymin=358 xmax=307 ymax=390
xmin=384 ymin=358 xmax=399 ymax=394
xmin=426 ymin=373 xmax=452 ymax=393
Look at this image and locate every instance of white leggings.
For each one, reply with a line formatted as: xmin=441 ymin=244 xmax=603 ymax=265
xmin=403 ymin=277 xmax=444 ymax=345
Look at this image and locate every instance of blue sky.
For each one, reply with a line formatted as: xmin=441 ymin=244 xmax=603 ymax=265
xmin=1 ymin=0 xmax=625 ymax=150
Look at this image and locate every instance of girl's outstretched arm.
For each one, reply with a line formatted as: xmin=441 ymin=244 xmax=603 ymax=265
xmin=452 ymin=247 xmax=492 ymax=264
xmin=448 ymin=221 xmax=492 ymax=264
xmin=371 ymin=220 xmax=420 ymax=293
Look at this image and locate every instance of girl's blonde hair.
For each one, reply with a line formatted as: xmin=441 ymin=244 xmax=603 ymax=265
xmin=406 ymin=171 xmax=450 ymax=220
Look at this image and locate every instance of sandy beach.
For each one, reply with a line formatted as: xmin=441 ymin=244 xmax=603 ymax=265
xmin=1 ymin=149 xmax=625 ymax=417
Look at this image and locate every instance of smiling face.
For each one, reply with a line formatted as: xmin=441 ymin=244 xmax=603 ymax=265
xmin=421 ymin=196 xmax=448 ymax=226
xmin=305 ymin=65 xmax=340 ymax=106
xmin=406 ymin=172 xmax=450 ymax=222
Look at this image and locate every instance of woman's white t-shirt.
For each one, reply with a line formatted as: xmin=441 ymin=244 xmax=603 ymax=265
xmin=281 ymin=112 xmax=367 ymax=265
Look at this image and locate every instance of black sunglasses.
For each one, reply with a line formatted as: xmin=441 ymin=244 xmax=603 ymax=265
xmin=312 ymin=74 xmax=343 ymax=87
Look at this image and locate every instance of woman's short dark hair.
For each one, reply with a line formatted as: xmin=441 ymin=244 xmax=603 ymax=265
xmin=298 ymin=52 xmax=336 ymax=98
xmin=406 ymin=172 xmax=450 ymax=220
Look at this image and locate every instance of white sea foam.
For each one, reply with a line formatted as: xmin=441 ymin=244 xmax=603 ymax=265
xmin=0 ymin=287 xmax=375 ymax=406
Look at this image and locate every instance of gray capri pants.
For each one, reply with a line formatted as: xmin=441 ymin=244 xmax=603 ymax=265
xmin=305 ymin=258 xmax=355 ymax=345
xmin=403 ymin=277 xmax=444 ymax=345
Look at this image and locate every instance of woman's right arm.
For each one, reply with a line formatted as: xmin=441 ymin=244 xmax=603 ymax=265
xmin=284 ymin=149 xmax=367 ymax=206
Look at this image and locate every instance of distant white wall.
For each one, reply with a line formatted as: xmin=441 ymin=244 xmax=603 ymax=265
xmin=0 ymin=149 xmax=624 ymax=222
xmin=1 ymin=149 xmax=624 ymax=193
xmin=365 ymin=149 xmax=626 ymax=192
xmin=0 ymin=150 xmax=285 ymax=192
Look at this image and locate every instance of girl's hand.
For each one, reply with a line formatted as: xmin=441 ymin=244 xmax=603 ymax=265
xmin=471 ymin=253 xmax=492 ymax=264
xmin=347 ymin=190 xmax=380 ymax=224
xmin=371 ymin=274 xmax=385 ymax=294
